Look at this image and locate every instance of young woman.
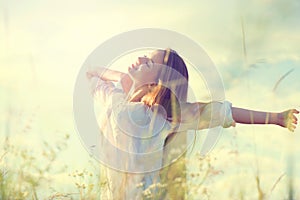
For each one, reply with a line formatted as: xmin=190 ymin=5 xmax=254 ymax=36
xmin=87 ymin=48 xmax=299 ymax=199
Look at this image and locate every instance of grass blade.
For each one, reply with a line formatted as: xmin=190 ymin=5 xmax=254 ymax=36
xmin=272 ymin=68 xmax=294 ymax=92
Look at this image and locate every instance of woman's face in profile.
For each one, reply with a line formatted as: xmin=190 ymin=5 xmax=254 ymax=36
xmin=128 ymin=50 xmax=164 ymax=84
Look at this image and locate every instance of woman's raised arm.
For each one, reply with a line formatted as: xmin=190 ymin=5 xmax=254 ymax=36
xmin=86 ymin=67 xmax=133 ymax=94
xmin=86 ymin=67 xmax=125 ymax=82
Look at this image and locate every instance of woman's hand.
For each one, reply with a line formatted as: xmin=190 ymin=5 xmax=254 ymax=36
xmin=277 ymin=109 xmax=299 ymax=132
xmin=86 ymin=70 xmax=98 ymax=80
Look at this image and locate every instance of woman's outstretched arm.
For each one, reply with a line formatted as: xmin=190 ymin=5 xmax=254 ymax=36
xmin=232 ymin=107 xmax=299 ymax=132
xmin=173 ymin=102 xmax=299 ymax=132
xmin=86 ymin=67 xmax=133 ymax=94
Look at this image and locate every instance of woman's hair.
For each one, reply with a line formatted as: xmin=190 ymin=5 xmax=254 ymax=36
xmin=142 ymin=48 xmax=189 ymax=122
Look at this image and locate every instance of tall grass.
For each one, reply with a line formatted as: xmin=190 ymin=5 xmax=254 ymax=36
xmin=0 ymin=134 xmax=69 ymax=199
xmin=1 ymin=129 xmax=296 ymax=199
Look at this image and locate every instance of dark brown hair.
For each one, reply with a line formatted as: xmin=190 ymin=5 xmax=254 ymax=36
xmin=142 ymin=48 xmax=189 ymax=122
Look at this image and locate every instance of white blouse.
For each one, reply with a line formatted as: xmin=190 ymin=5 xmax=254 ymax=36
xmin=91 ymin=77 xmax=234 ymax=200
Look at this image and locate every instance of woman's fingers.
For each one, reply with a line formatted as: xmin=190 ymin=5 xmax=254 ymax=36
xmin=86 ymin=71 xmax=93 ymax=79
xmin=293 ymin=109 xmax=300 ymax=114
xmin=283 ymin=109 xmax=299 ymax=132
xmin=291 ymin=111 xmax=298 ymax=125
xmin=288 ymin=124 xmax=296 ymax=132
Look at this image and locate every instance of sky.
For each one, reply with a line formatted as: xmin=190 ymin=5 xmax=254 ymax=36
xmin=1 ymin=0 xmax=300 ymax=199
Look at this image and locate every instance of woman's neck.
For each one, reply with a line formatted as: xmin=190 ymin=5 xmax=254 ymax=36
xmin=129 ymin=85 xmax=150 ymax=102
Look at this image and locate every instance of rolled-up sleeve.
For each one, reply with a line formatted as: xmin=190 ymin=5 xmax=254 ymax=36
xmin=174 ymin=101 xmax=235 ymax=132
xmin=199 ymin=101 xmax=235 ymax=129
